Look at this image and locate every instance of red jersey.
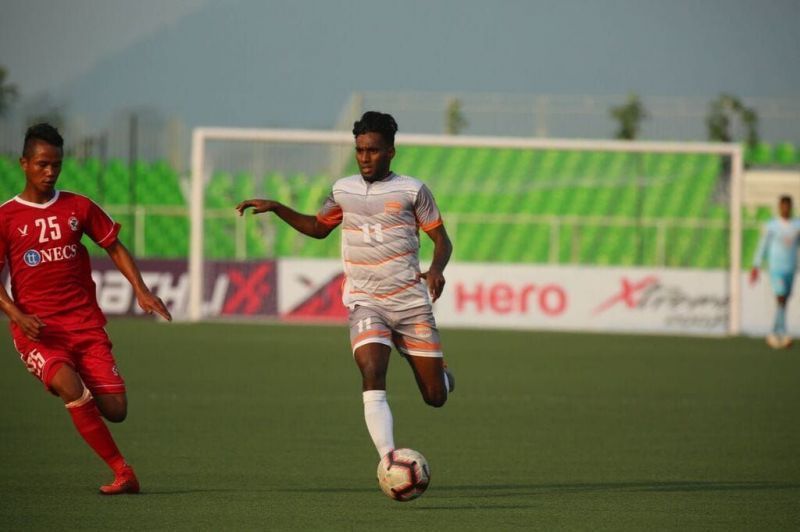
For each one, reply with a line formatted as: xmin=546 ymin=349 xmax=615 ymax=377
xmin=0 ymin=191 xmax=120 ymax=333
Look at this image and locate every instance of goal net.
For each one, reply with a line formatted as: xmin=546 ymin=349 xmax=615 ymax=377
xmin=188 ymin=128 xmax=745 ymax=334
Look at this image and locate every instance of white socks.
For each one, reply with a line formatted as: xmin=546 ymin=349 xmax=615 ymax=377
xmin=363 ymin=390 xmax=395 ymax=458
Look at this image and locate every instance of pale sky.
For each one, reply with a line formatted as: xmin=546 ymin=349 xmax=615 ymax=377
xmin=1 ymin=0 xmax=798 ymax=131
xmin=1 ymin=0 xmax=211 ymax=96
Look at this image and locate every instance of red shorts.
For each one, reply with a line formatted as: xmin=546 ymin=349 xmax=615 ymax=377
xmin=11 ymin=327 xmax=126 ymax=395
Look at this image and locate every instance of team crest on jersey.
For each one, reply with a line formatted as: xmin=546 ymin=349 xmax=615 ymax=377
xmin=384 ymin=201 xmax=402 ymax=214
xmin=68 ymin=216 xmax=79 ymax=231
xmin=23 ymin=249 xmax=42 ymax=267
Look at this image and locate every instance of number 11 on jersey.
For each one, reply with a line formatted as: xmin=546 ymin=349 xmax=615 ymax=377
xmin=360 ymin=224 xmax=384 ymax=243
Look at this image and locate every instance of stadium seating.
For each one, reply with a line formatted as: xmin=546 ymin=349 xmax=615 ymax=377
xmin=0 ymin=142 xmax=796 ymax=268
xmin=745 ymin=141 xmax=799 ymax=167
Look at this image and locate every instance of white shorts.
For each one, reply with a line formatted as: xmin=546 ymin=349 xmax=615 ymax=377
xmin=348 ymin=305 xmax=443 ymax=358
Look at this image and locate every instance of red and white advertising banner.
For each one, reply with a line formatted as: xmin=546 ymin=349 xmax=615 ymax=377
xmin=277 ymin=259 xmax=347 ymax=321
xmin=6 ymin=257 xmax=794 ymax=335
xmin=90 ymin=259 xmax=278 ymax=318
xmin=276 ymin=259 xmax=799 ymax=336
xmin=438 ymin=264 xmax=729 ymax=334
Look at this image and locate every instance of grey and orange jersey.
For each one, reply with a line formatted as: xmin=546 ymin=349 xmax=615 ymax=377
xmin=316 ymin=172 xmax=443 ymax=311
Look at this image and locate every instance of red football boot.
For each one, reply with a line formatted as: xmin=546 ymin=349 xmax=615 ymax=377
xmin=99 ymin=465 xmax=140 ymax=495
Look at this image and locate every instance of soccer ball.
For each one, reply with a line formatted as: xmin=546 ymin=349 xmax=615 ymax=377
xmin=377 ymin=448 xmax=430 ymax=501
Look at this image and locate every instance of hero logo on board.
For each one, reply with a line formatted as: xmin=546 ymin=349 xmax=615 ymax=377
xmin=454 ymin=282 xmax=567 ymax=316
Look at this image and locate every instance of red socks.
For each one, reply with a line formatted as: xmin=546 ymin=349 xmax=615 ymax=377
xmin=65 ymin=389 xmax=126 ymax=474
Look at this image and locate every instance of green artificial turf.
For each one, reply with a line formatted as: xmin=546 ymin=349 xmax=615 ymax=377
xmin=0 ymin=320 xmax=798 ymax=530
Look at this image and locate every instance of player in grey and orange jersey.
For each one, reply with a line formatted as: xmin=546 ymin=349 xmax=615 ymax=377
xmin=236 ymin=111 xmax=454 ymax=462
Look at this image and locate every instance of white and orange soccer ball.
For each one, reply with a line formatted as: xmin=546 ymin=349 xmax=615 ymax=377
xmin=377 ymin=448 xmax=430 ymax=502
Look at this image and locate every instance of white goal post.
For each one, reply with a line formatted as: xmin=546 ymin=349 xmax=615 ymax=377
xmin=189 ymin=127 xmax=744 ymax=333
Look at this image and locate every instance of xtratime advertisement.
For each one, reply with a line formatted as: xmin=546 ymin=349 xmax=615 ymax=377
xmin=435 ymin=264 xmax=730 ymax=333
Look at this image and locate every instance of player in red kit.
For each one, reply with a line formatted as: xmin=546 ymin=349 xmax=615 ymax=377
xmin=0 ymin=123 xmax=172 ymax=494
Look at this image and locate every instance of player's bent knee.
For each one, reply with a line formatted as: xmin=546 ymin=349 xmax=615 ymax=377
xmin=103 ymin=408 xmax=127 ymax=423
xmin=95 ymin=395 xmax=128 ymax=422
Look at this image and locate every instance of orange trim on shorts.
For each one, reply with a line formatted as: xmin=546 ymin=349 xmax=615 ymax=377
xmin=395 ymin=338 xmax=442 ymax=351
xmin=352 ymin=329 xmax=391 ymax=346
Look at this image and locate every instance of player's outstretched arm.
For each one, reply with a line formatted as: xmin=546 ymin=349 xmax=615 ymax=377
xmin=235 ymin=199 xmax=334 ymax=239
xmin=420 ymin=224 xmax=453 ymax=302
xmin=104 ymin=241 xmax=172 ymax=321
xmin=0 ymin=280 xmax=45 ymax=340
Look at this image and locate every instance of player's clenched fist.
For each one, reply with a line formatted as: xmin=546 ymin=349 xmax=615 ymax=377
xmin=12 ymin=313 xmax=46 ymax=341
xmin=236 ymin=199 xmax=278 ymax=216
xmin=419 ymin=268 xmax=446 ymax=302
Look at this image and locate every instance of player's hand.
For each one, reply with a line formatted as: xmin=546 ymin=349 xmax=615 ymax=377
xmin=419 ymin=268 xmax=446 ymax=302
xmin=13 ymin=312 xmax=46 ymax=341
xmin=136 ymin=289 xmax=172 ymax=321
xmin=236 ymin=199 xmax=278 ymax=216
xmin=749 ymin=267 xmax=759 ymax=285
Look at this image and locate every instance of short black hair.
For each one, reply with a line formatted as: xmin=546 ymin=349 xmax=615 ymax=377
xmin=352 ymin=111 xmax=398 ymax=146
xmin=23 ymin=123 xmax=63 ymax=157
xmin=779 ymin=195 xmax=792 ymax=204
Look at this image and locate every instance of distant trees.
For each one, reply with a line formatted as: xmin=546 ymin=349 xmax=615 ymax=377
xmin=705 ymin=93 xmax=759 ymax=147
xmin=445 ymin=97 xmax=468 ymax=135
xmin=0 ymin=66 xmax=19 ymax=116
xmin=606 ymin=92 xmax=761 ymax=146
xmin=609 ymin=93 xmax=648 ymax=140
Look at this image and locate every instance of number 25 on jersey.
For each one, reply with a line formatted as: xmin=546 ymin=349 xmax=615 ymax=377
xmin=35 ymin=216 xmax=61 ymax=243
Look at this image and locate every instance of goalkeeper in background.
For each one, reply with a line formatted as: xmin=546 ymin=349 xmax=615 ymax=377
xmin=750 ymin=195 xmax=800 ymax=348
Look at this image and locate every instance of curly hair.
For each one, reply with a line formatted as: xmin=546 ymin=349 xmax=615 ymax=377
xmin=352 ymin=111 xmax=398 ymax=146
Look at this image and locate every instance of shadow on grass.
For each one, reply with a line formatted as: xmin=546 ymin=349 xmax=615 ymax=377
xmin=399 ymin=481 xmax=800 ymax=511
xmin=139 ymin=480 xmax=799 ymax=503
xmin=286 ymin=480 xmax=799 ymax=497
xmin=141 ymin=488 xmax=244 ymax=495
xmin=431 ymin=480 xmax=800 ymax=497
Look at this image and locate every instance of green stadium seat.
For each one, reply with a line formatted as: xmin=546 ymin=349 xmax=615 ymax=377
xmin=746 ymin=142 xmax=773 ymax=166
xmin=756 ymin=206 xmax=773 ymax=221
xmin=0 ymin=148 xmax=757 ymax=268
xmin=773 ymin=142 xmax=797 ymax=166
